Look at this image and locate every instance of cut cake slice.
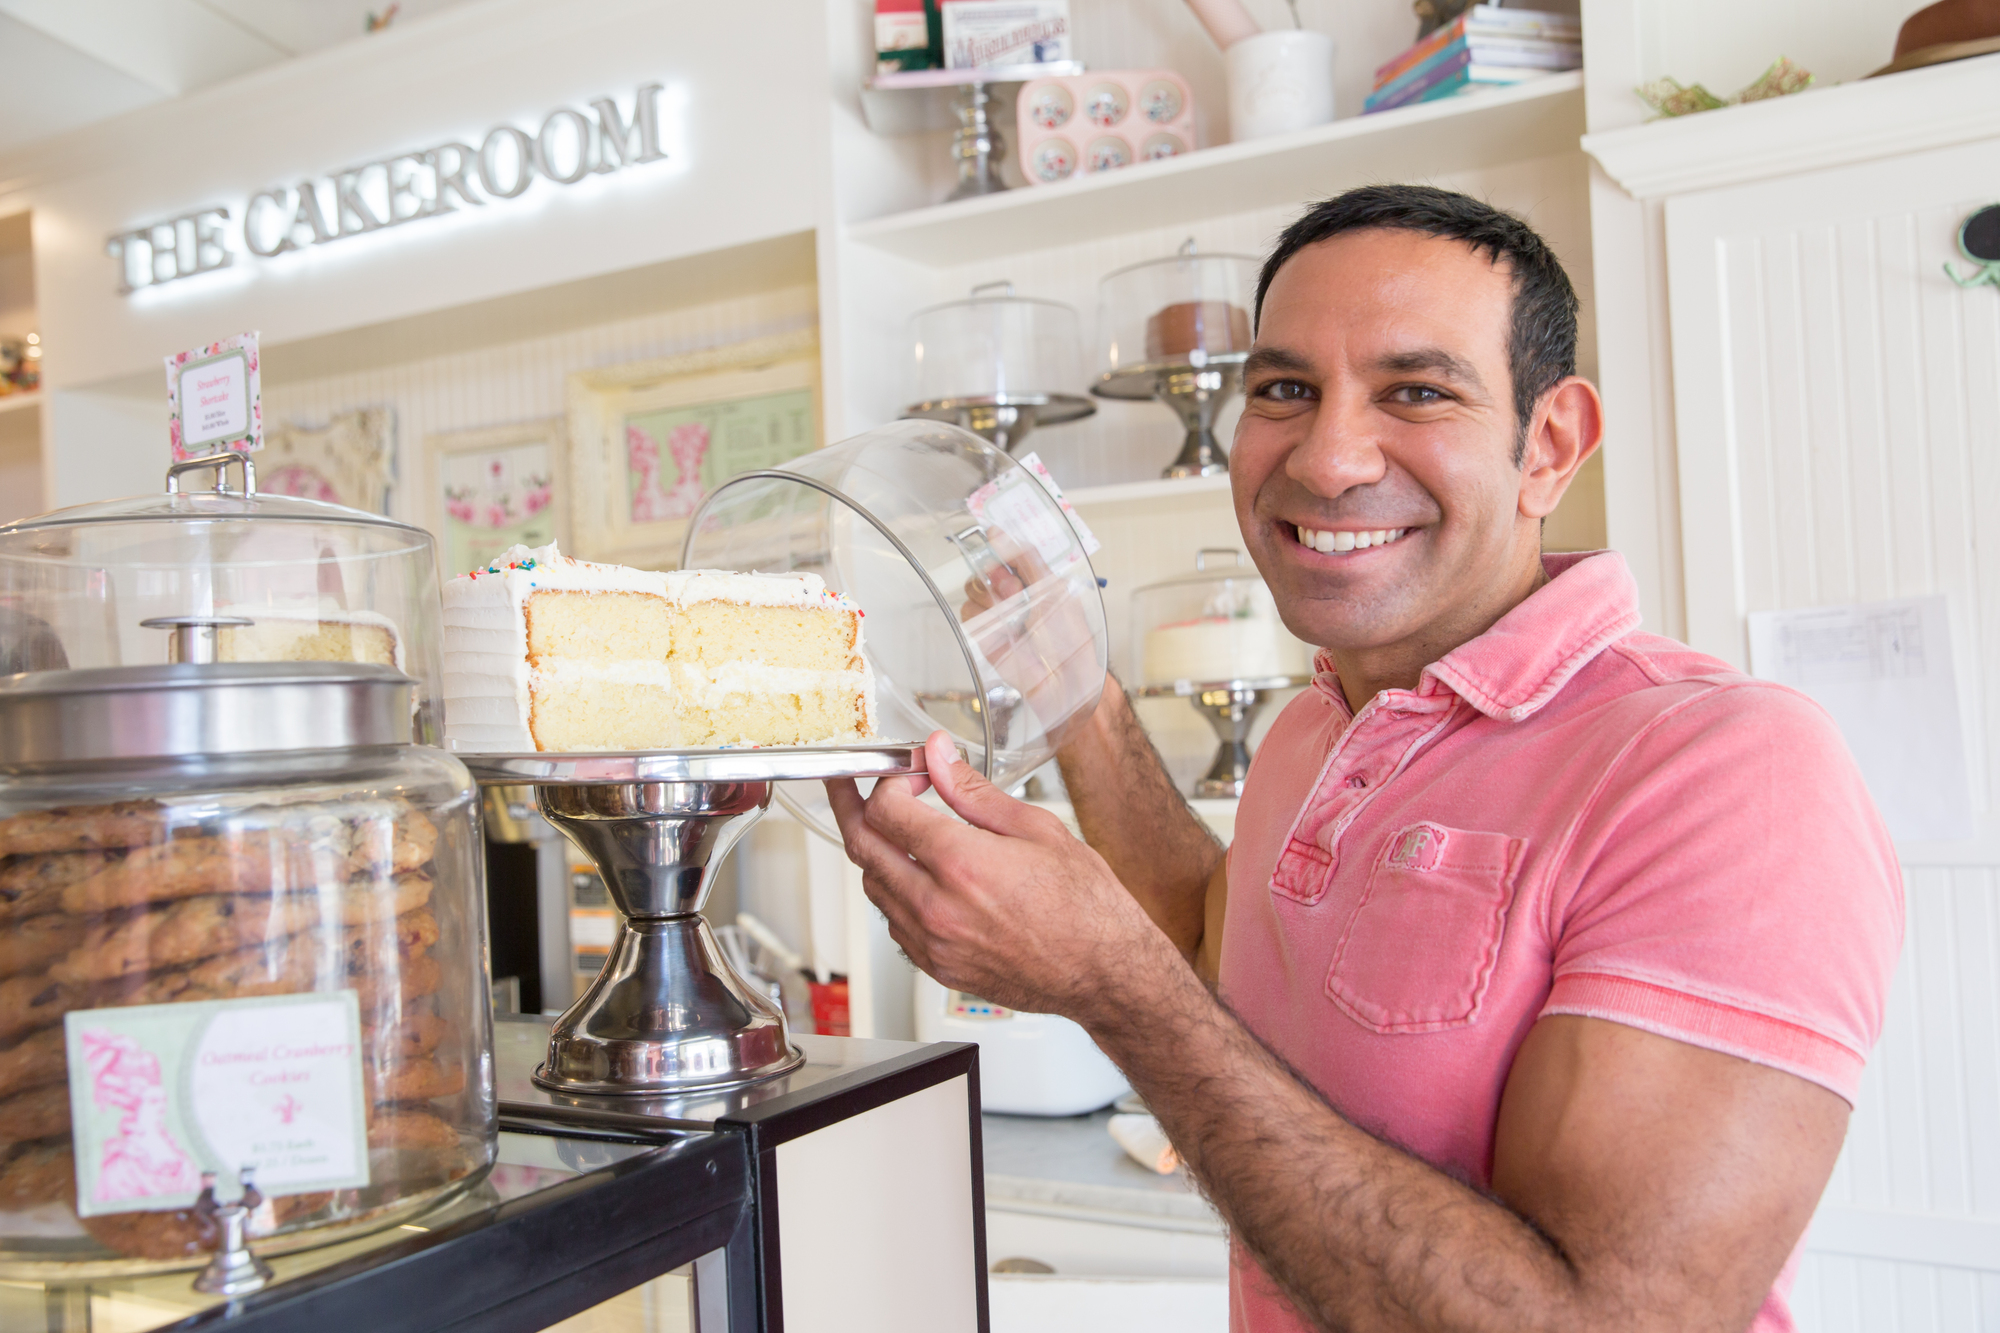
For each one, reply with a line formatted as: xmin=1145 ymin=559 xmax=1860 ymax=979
xmin=441 ymin=543 xmax=873 ymax=752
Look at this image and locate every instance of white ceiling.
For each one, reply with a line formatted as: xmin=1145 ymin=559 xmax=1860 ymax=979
xmin=0 ymin=0 xmax=481 ymax=158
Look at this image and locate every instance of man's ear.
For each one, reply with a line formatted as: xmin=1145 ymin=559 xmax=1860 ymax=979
xmin=1519 ymin=376 xmax=1604 ymax=520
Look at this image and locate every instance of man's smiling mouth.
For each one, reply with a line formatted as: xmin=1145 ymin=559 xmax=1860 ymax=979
xmin=1293 ymin=525 xmax=1414 ymax=554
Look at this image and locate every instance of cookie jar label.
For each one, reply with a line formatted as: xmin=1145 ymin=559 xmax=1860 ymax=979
xmin=64 ymin=992 xmax=369 ymax=1216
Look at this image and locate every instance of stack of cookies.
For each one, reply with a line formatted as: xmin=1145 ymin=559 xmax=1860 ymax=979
xmin=0 ymin=795 xmax=479 ymax=1263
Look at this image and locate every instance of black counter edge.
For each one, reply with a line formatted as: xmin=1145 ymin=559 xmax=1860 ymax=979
xmin=161 ymin=1131 xmax=750 ymax=1333
xmin=712 ymin=1041 xmax=978 ymax=1150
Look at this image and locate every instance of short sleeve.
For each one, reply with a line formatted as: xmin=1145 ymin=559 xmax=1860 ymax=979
xmin=1540 ymin=681 xmax=1903 ymax=1104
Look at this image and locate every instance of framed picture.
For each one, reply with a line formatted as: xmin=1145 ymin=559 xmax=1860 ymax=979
xmin=261 ymin=408 xmax=396 ymax=514
xmin=422 ymin=419 xmax=568 ymax=578
xmin=566 ymin=329 xmax=820 ymax=564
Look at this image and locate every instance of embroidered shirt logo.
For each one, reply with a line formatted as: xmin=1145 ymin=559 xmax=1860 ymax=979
xmin=1385 ymin=823 xmax=1449 ymax=872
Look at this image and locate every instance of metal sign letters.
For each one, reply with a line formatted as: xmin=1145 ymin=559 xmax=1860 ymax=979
xmin=108 ymin=83 xmax=668 ymax=296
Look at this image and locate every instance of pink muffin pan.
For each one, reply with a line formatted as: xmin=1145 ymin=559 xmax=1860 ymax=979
xmin=1015 ymin=70 xmax=1196 ymax=186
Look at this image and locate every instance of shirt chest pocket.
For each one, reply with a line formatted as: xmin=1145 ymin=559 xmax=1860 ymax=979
xmin=1325 ymin=823 xmax=1523 ymax=1034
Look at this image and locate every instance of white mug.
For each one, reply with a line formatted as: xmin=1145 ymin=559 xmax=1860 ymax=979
xmin=1227 ymin=29 xmax=1337 ymax=142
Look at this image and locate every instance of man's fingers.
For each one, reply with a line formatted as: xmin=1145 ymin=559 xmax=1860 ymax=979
xmin=925 ymin=732 xmax=1067 ymax=844
xmin=826 ymin=777 xmax=866 ymax=839
xmin=862 ymin=762 xmax=981 ymax=872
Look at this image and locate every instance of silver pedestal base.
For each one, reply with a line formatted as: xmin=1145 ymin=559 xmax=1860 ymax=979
xmin=462 ymin=745 xmax=928 ymax=1098
xmin=532 ymin=778 xmax=793 ymax=1098
xmin=534 ymin=915 xmax=804 ymax=1096
xmin=1095 ymin=360 xmax=1246 ymax=480
xmin=1134 ymin=677 xmax=1307 ymax=800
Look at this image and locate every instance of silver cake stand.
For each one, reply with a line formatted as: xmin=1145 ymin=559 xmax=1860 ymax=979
xmin=461 ymin=743 xmax=926 ymax=1097
xmin=1134 ymin=675 xmax=1309 ymax=798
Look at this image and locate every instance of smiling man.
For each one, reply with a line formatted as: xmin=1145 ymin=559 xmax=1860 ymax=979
xmin=829 ymin=186 xmax=1903 ymax=1332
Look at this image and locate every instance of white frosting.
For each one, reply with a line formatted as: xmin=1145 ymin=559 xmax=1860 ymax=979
xmin=441 ymin=541 xmax=869 ymax=751
xmin=452 ymin=542 xmax=854 ymax=609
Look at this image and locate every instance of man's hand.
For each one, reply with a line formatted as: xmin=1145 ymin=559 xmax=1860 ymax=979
xmin=826 ymin=731 xmax=1176 ymax=1018
xmin=828 ymin=732 xmax=1850 ymax=1333
xmin=954 ymin=527 xmax=1104 ymax=752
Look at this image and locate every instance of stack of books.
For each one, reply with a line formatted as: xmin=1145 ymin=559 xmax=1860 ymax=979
xmin=1363 ymin=6 xmax=1581 ymax=115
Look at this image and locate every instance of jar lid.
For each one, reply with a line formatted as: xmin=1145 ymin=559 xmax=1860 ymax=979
xmin=0 ymin=452 xmax=431 ymax=541
xmin=0 ymin=662 xmax=414 ymax=766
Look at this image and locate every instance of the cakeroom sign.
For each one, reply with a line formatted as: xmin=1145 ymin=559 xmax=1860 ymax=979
xmin=108 ymin=83 xmax=669 ymax=296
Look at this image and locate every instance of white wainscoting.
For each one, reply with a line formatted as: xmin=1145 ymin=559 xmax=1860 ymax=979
xmin=1664 ymin=133 xmax=2000 ymax=1328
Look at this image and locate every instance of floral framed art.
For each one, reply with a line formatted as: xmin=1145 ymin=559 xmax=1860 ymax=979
xmin=565 ymin=328 xmax=820 ymax=565
xmin=261 ymin=408 xmax=397 ymax=515
xmin=421 ymin=418 xmax=568 ymax=579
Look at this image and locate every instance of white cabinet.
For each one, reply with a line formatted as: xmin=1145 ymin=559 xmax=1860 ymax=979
xmin=1588 ymin=44 xmax=2000 ymax=1329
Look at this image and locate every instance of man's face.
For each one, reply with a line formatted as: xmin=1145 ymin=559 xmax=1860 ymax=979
xmin=1232 ymin=228 xmax=1541 ymax=654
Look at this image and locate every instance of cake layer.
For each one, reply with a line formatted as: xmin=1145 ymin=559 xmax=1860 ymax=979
xmin=217 ymin=613 xmax=402 ymax=670
xmin=441 ymin=542 xmax=873 ymax=753
xmin=526 ymin=663 xmax=870 ymax=751
xmin=524 ymin=593 xmax=858 ymax=672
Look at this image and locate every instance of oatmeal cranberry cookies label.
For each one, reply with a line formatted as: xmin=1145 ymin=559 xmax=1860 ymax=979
xmin=63 ymin=992 xmax=369 ymax=1217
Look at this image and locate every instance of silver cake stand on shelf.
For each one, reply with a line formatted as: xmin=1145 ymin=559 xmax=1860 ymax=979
xmin=1134 ymin=676 xmax=1310 ymax=798
xmin=460 ymin=743 xmax=926 ymax=1100
xmin=1094 ymin=353 xmax=1249 ymax=480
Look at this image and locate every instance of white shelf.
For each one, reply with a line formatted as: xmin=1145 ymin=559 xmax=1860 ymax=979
xmin=1063 ymin=472 xmax=1232 ymax=508
xmin=0 ymin=393 xmax=41 ymax=417
xmin=1582 ymin=52 xmax=2000 ymax=200
xmin=845 ymin=73 xmax=1584 ymax=267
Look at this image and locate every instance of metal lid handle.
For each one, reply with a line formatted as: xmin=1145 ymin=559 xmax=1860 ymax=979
xmin=1195 ymin=547 xmax=1244 ymax=572
xmin=167 ymin=451 xmax=257 ymax=496
xmin=141 ymin=614 xmax=254 ymax=665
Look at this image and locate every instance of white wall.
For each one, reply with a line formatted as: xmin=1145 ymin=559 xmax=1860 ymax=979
xmin=0 ymin=0 xmax=839 ymax=505
xmin=262 ymin=284 xmax=817 ymax=538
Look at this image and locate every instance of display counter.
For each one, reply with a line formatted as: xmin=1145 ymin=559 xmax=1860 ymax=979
xmin=0 ymin=1020 xmax=986 ymax=1333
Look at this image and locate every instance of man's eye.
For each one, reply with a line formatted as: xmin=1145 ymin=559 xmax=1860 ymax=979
xmin=1388 ymin=385 xmax=1449 ymax=405
xmin=1257 ymin=379 xmax=1314 ymax=401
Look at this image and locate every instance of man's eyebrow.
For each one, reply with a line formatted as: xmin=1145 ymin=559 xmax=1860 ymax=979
xmin=1242 ymin=346 xmax=1315 ymax=377
xmin=1375 ymin=347 xmax=1485 ymax=388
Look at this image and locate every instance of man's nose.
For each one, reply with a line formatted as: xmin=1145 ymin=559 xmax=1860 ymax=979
xmin=1286 ymin=393 xmax=1388 ymax=498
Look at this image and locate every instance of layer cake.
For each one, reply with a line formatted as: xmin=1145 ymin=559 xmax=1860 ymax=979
xmin=441 ymin=543 xmax=873 ymax=752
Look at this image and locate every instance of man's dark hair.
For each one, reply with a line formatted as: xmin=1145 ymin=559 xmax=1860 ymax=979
xmin=1254 ymin=185 xmax=1579 ymax=459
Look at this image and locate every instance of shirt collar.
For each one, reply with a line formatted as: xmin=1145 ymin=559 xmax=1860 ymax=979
xmin=1310 ymin=551 xmax=1643 ymax=723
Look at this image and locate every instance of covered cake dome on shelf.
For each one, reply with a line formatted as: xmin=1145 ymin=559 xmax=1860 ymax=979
xmin=1093 ymin=239 xmax=1261 ymax=480
xmin=903 ymin=280 xmax=1096 ymax=455
xmin=1130 ymin=548 xmax=1312 ymax=799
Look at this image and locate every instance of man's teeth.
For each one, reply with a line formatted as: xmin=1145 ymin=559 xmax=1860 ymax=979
xmin=1295 ymin=525 xmax=1409 ymax=553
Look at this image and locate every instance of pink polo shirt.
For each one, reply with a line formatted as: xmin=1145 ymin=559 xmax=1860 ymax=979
xmin=1218 ymin=551 xmax=1902 ymax=1332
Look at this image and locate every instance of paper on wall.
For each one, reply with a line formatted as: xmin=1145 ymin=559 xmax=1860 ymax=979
xmin=1746 ymin=595 xmax=1976 ymax=843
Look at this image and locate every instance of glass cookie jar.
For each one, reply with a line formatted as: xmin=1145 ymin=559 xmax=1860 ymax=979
xmin=0 ymin=659 xmax=494 ymax=1277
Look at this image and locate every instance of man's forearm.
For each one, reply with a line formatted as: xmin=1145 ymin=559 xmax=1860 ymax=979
xmin=1056 ymin=676 xmax=1223 ymax=956
xmin=1084 ymin=944 xmax=1597 ymax=1333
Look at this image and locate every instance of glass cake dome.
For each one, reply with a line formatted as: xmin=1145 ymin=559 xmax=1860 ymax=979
xmin=683 ymin=420 xmax=1109 ymax=835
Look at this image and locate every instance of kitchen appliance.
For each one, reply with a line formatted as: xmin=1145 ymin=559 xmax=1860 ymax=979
xmin=904 ymin=281 xmax=1095 ymax=454
xmin=913 ymin=973 xmax=1129 ymax=1116
xmin=465 ymin=420 xmax=1110 ymax=1110
xmin=0 ymin=452 xmax=493 ymax=1277
xmin=1131 ymin=547 xmax=1313 ymax=797
xmin=1093 ymin=240 xmax=1261 ymax=479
